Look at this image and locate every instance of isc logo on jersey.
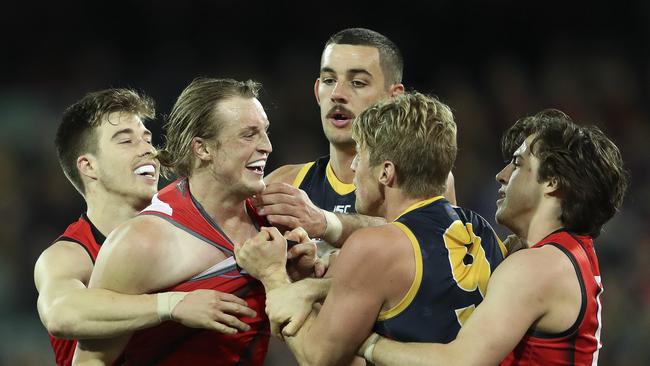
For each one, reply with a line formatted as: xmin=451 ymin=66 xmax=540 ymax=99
xmin=333 ymin=205 xmax=352 ymax=213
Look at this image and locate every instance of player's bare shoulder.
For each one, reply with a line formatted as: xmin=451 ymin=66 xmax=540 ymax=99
xmin=264 ymin=163 xmax=310 ymax=185
xmin=338 ymin=224 xmax=406 ymax=264
xmin=90 ymin=214 xmax=184 ymax=292
xmin=34 ymin=240 xmax=95 ymax=288
xmin=38 ymin=240 xmax=95 ymax=267
xmin=94 ymin=215 xmax=179 ymax=275
xmin=104 ymin=215 xmax=172 ymax=250
xmin=487 ymin=246 xmax=566 ymax=296
xmin=327 ymin=223 xmax=411 ymax=299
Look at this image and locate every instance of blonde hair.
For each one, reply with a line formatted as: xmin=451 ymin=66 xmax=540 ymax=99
xmin=158 ymin=78 xmax=260 ymax=178
xmin=352 ymin=92 xmax=457 ymax=198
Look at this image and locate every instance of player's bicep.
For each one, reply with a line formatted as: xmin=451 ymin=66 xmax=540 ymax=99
xmin=450 ymin=253 xmax=548 ymax=365
xmin=308 ymin=233 xmax=387 ymax=360
xmin=35 ymin=242 xmax=94 ymax=309
xmin=314 ymin=270 xmax=383 ymax=342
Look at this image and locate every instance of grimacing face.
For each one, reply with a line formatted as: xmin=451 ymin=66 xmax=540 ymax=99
xmin=209 ymin=96 xmax=272 ymax=197
xmin=315 ymin=44 xmax=394 ymax=149
xmin=495 ymin=136 xmax=545 ymax=236
xmin=91 ymin=112 xmax=159 ymax=207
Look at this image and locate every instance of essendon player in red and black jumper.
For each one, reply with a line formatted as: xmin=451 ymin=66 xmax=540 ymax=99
xmin=116 ymin=179 xmax=270 ymax=365
xmin=501 ymin=230 xmax=603 ymax=365
xmin=354 ymin=110 xmax=627 ymax=366
xmin=38 ymin=88 xmax=237 ymax=366
xmin=47 ymin=214 xmax=104 ymax=366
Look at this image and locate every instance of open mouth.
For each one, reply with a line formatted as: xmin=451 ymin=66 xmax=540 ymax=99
xmin=133 ymin=164 xmax=157 ymax=179
xmin=327 ymin=107 xmax=354 ymax=128
xmin=246 ymin=160 xmax=266 ymax=175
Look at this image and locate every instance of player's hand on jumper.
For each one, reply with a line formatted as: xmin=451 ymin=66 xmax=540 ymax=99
xmin=285 ymin=228 xmax=326 ymax=280
xmin=172 ymin=289 xmax=257 ymax=334
xmin=254 ymin=183 xmax=327 ymax=238
xmin=234 ymin=227 xmax=288 ymax=283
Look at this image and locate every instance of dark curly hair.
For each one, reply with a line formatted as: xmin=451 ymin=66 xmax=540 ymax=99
xmin=501 ymin=109 xmax=628 ymax=237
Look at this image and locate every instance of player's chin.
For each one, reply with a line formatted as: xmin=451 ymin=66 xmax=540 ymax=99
xmin=244 ymin=180 xmax=266 ymax=196
xmin=354 ymin=201 xmax=367 ymax=216
xmin=135 ymin=179 xmax=157 ymax=193
xmin=494 ymin=209 xmax=508 ymax=226
xmin=131 ymin=190 xmax=155 ymax=208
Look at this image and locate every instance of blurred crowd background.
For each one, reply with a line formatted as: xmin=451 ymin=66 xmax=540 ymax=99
xmin=1 ymin=1 xmax=648 ymax=365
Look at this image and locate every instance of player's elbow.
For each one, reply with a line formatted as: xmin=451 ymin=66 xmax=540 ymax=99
xmin=44 ymin=304 xmax=81 ymax=339
xmin=301 ymin=347 xmax=339 ymax=366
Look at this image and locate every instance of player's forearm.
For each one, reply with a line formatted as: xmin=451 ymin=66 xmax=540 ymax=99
xmin=304 ymin=277 xmax=331 ymax=302
xmin=322 ymin=211 xmax=386 ymax=247
xmin=263 ymin=289 xmax=327 ymax=365
xmin=283 ymin=312 xmax=339 ymax=366
xmin=71 ymin=350 xmax=109 ymax=366
xmin=45 ymin=288 xmax=160 ymax=339
xmin=74 ymin=334 xmax=131 ymax=365
xmin=276 ymin=301 xmax=354 ymax=366
xmin=370 ymin=337 xmax=456 ymax=366
xmin=260 ymin=270 xmax=292 ymax=292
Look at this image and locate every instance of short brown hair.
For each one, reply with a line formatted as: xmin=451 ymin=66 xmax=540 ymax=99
xmin=158 ymin=78 xmax=261 ymax=179
xmin=352 ymin=92 xmax=457 ymax=198
xmin=325 ymin=28 xmax=403 ymax=86
xmin=55 ymin=89 xmax=155 ymax=195
xmin=501 ymin=109 xmax=629 ymax=237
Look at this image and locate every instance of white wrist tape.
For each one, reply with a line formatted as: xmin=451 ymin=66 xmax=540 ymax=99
xmin=363 ymin=333 xmax=381 ymax=364
xmin=322 ymin=210 xmax=343 ymax=243
xmin=156 ymin=292 xmax=188 ymax=321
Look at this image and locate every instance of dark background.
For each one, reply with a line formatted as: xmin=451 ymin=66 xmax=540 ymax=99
xmin=1 ymin=1 xmax=648 ymax=364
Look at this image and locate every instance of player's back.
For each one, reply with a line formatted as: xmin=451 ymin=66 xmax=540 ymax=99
xmin=374 ymin=196 xmax=506 ymax=343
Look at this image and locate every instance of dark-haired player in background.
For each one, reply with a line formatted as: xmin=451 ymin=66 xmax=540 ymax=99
xmin=259 ymin=28 xmax=456 ymax=245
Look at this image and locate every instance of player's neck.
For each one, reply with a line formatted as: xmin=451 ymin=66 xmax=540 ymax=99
xmin=521 ymin=199 xmax=564 ymax=246
xmin=383 ymin=189 xmax=435 ymax=222
xmin=189 ymin=173 xmax=259 ymax=244
xmin=85 ymin=192 xmax=142 ymax=236
xmin=188 ymin=173 xmax=250 ymax=226
xmin=329 ymin=143 xmax=356 ymax=184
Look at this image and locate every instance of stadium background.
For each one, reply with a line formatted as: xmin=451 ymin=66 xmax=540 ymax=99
xmin=1 ymin=1 xmax=648 ymax=365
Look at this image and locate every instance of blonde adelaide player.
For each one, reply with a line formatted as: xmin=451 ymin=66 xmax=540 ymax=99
xmin=235 ymin=93 xmax=507 ymax=366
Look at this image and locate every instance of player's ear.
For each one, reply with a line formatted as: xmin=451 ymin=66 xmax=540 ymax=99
xmin=314 ymin=78 xmax=321 ymax=105
xmin=544 ymin=177 xmax=561 ymax=196
xmin=192 ymin=137 xmax=213 ymax=162
xmin=379 ymin=160 xmax=396 ymax=187
xmin=389 ymin=83 xmax=405 ymax=98
xmin=77 ymin=154 xmax=98 ymax=181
